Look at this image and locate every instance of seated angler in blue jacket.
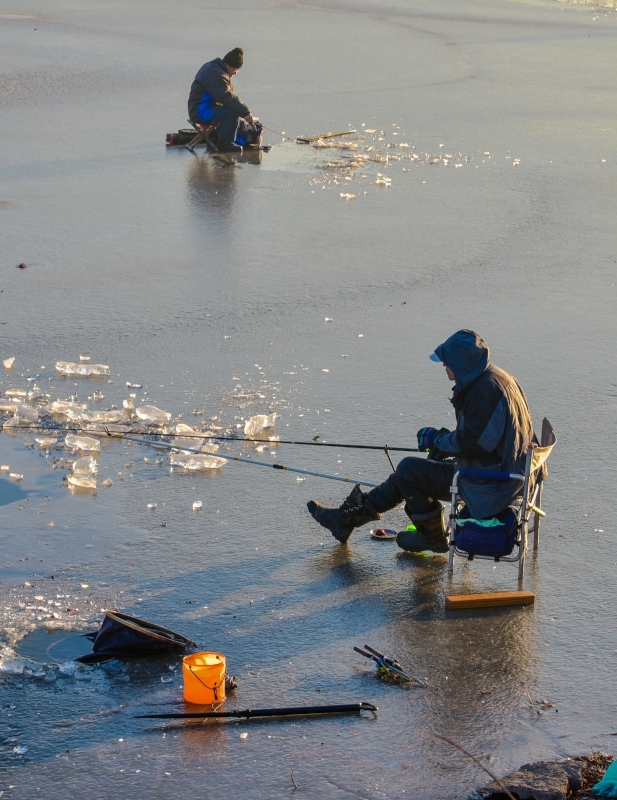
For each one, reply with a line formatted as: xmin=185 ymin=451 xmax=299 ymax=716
xmin=307 ymin=330 xmax=537 ymax=553
xmin=188 ymin=47 xmax=260 ymax=152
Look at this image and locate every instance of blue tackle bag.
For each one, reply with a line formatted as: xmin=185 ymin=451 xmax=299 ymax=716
xmin=455 ymin=506 xmax=519 ymax=558
xmin=593 ymin=761 xmax=617 ymax=798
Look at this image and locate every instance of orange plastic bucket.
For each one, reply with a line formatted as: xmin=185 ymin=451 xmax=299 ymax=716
xmin=182 ymin=652 xmax=226 ymax=704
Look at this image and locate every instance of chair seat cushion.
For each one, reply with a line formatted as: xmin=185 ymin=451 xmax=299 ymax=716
xmin=455 ymin=506 xmax=519 ymax=557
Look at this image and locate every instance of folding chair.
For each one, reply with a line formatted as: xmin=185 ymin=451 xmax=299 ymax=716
xmin=447 ymin=418 xmax=556 ymax=584
xmin=185 ymin=120 xmax=219 ymax=153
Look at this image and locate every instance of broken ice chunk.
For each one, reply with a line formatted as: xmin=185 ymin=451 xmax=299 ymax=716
xmin=84 ymin=423 xmax=130 ymax=436
xmin=193 ymin=500 xmax=203 ymax=511
xmin=55 ymin=362 xmax=110 ymax=377
xmin=58 ymin=661 xmax=75 ymax=676
xmin=135 ymin=405 xmax=171 ymax=426
xmin=82 ymin=409 xmax=129 ymax=424
xmin=126 ymin=382 xmax=142 ymax=389
xmin=147 ymin=503 xmax=157 ymax=510
xmin=244 ymin=413 xmax=277 ymax=438
xmin=0 ymin=655 xmax=25 ymax=674
xmin=5 ymin=389 xmax=26 ymax=397
xmin=0 ymin=465 xmax=8 ymax=471
xmin=68 ymin=474 xmax=97 ymax=491
xmin=169 ymin=453 xmax=226 ymax=471
xmin=47 ymin=400 xmax=87 ymax=419
xmin=36 ymin=436 xmax=57 ymax=449
xmin=3 ymin=357 xmax=15 ymax=369
xmin=79 ymin=355 xmax=91 ymax=362
xmin=3 ymin=407 xmax=38 ymax=428
xmin=64 ymin=434 xmax=100 ymax=453
xmin=72 ymin=456 xmax=97 ymax=475
xmin=9 ymin=473 xmax=23 ymax=481
xmin=101 ymin=478 xmax=113 ymax=487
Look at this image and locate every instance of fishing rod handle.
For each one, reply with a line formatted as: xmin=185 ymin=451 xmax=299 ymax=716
xmin=354 ymin=646 xmax=378 ymax=662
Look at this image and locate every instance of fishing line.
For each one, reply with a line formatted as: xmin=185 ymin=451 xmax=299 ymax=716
xmin=261 ymin=125 xmax=286 ymax=138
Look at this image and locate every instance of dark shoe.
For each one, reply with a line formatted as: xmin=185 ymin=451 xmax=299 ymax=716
xmin=218 ymin=141 xmax=243 ymax=153
xmin=396 ymin=503 xmax=448 ymax=553
xmin=307 ymin=484 xmax=380 ymax=544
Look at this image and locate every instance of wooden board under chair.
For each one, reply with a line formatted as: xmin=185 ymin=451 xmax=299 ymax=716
xmin=445 ymin=591 xmax=535 ymax=609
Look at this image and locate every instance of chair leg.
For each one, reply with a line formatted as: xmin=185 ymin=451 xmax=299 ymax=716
xmin=203 ymin=130 xmax=219 ymax=152
xmin=518 ymin=520 xmax=527 ymax=583
xmin=185 ymin=133 xmax=205 ymax=153
xmin=532 ymin=483 xmax=543 ymax=551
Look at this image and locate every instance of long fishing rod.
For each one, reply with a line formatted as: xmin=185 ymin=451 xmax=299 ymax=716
xmin=2 ymin=422 xmax=421 ymax=452
xmin=136 ymin=701 xmax=377 ymax=721
xmin=110 ymin=433 xmax=379 ymax=488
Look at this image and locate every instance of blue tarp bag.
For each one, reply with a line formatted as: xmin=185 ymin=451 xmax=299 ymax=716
xmin=455 ymin=506 xmax=519 ymax=558
xmin=593 ymin=761 xmax=617 ymax=798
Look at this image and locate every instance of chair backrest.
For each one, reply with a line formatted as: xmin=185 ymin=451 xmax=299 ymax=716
xmin=531 ymin=417 xmax=556 ymax=474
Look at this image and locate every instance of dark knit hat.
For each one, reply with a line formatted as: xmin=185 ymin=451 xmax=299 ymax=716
xmin=223 ymin=47 xmax=244 ymax=68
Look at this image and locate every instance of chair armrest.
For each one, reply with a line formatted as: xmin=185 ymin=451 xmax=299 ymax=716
xmin=458 ymin=469 xmax=523 ymax=483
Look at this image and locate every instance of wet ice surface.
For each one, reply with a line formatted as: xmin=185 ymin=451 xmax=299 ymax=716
xmin=1 ymin=0 xmax=617 ymax=796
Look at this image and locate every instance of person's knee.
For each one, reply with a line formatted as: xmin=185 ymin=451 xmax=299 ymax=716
xmin=395 ymin=456 xmax=423 ymax=480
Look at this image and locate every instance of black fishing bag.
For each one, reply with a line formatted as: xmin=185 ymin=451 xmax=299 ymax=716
xmin=77 ymin=610 xmax=195 ymax=664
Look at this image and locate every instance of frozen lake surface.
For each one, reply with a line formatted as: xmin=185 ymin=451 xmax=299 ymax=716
xmin=0 ymin=0 xmax=616 ymax=796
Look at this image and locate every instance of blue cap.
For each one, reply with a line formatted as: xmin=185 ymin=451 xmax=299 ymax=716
xmin=429 ymin=352 xmax=441 ymax=363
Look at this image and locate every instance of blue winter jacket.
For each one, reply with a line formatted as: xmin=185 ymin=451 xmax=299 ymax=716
xmin=432 ymin=330 xmax=535 ymax=518
xmin=188 ymin=58 xmax=250 ymax=123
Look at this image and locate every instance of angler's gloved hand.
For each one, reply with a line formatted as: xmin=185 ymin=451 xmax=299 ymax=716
xmin=417 ymin=427 xmax=441 ymax=452
xmin=417 ymin=427 xmax=451 ymax=458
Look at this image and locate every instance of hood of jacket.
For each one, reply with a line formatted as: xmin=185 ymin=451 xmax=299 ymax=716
xmin=434 ymin=329 xmax=490 ymax=390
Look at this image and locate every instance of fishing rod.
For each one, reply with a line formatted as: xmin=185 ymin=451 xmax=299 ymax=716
xmin=135 ymin=701 xmax=377 ymax=721
xmin=2 ymin=422 xmax=421 ymax=452
xmin=110 ymin=433 xmax=379 ymax=488
xmin=296 ymin=130 xmax=357 ymax=143
xmin=354 ymin=645 xmax=427 ymax=687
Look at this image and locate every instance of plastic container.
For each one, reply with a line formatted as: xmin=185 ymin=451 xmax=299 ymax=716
xmin=183 ymin=652 xmax=226 ymax=704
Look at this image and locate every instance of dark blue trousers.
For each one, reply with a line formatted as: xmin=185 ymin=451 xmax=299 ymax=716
xmin=365 ymin=457 xmax=454 ymax=517
xmin=195 ymin=105 xmax=240 ymax=144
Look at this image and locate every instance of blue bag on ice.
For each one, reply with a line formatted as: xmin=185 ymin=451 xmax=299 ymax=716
xmin=455 ymin=506 xmax=519 ymax=558
xmin=593 ymin=761 xmax=617 ymax=798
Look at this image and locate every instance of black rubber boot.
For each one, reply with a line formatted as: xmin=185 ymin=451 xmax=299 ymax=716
xmin=218 ymin=141 xmax=243 ymax=153
xmin=307 ymin=484 xmax=381 ymax=544
xmin=396 ymin=503 xmax=448 ymax=553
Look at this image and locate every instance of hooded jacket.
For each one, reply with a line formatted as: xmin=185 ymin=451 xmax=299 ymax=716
xmin=188 ymin=58 xmax=250 ymax=123
xmin=432 ymin=330 xmax=535 ymax=518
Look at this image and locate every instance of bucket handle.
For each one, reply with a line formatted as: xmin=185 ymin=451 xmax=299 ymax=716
xmin=187 ymin=663 xmax=224 ymax=702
